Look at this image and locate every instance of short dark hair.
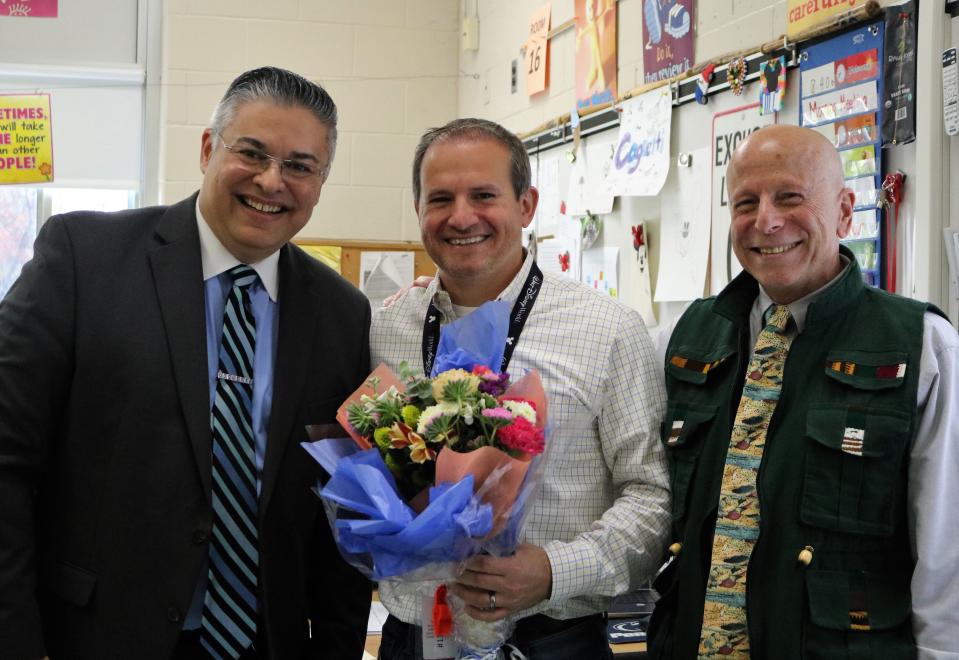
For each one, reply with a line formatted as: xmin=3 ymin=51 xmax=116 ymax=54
xmin=210 ymin=67 xmax=338 ymax=176
xmin=412 ymin=118 xmax=531 ymax=203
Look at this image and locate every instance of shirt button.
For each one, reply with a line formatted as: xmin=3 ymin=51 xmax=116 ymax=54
xmin=167 ymin=606 xmax=181 ymax=623
xmin=192 ymin=529 xmax=208 ymax=544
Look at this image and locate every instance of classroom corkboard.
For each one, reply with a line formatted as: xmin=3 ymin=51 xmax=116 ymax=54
xmin=295 ymin=239 xmax=436 ymax=288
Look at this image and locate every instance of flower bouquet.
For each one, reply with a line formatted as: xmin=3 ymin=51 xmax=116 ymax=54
xmin=302 ymin=301 xmax=550 ymax=659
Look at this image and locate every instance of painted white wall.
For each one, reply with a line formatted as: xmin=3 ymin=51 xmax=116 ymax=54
xmin=158 ymin=0 xmax=460 ymax=242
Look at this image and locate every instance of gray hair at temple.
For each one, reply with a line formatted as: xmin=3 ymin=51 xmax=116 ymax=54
xmin=412 ymin=118 xmax=531 ymax=203
xmin=209 ymin=66 xmax=338 ymax=176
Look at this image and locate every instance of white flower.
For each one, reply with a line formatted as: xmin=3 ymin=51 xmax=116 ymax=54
xmin=416 ymin=401 xmax=459 ymax=434
xmin=502 ymin=399 xmax=536 ymax=424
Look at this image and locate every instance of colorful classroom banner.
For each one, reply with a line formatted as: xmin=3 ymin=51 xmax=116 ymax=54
xmin=526 ymin=4 xmax=551 ymax=96
xmin=800 ymin=49 xmax=878 ymax=98
xmin=641 ymin=0 xmax=695 ymax=84
xmin=786 ymin=0 xmax=862 ymax=39
xmin=0 ymin=94 xmax=54 ymax=185
xmin=0 ymin=0 xmax=58 ymax=18
xmin=801 ymin=80 xmax=878 ymax=127
xmin=574 ymin=0 xmax=617 ymax=111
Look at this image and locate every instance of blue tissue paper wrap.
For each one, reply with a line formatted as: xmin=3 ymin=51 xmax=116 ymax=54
xmin=431 ymin=299 xmax=511 ymax=376
xmin=301 ymin=441 xmax=494 ymax=580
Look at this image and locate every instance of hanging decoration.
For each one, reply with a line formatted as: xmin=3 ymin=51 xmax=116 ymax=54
xmin=558 ymin=251 xmax=571 ymax=273
xmin=695 ymin=63 xmax=716 ymax=105
xmin=727 ymin=57 xmax=747 ymax=95
xmin=759 ymin=56 xmax=787 ymax=115
xmin=631 ymin=224 xmax=646 ymax=261
xmin=581 ymin=211 xmax=602 ymax=249
xmin=879 ymin=171 xmax=905 ymax=293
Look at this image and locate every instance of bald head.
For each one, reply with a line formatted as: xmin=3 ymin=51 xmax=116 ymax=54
xmin=727 ymin=125 xmax=845 ymax=196
xmin=724 ymin=124 xmax=855 ymax=303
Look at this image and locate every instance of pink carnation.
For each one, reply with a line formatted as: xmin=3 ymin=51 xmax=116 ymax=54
xmin=482 ymin=407 xmax=513 ymax=420
xmin=497 ymin=416 xmax=545 ymax=456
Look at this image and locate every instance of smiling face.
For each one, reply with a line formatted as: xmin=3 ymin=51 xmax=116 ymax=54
xmin=198 ymin=99 xmax=329 ymax=264
xmin=726 ymin=125 xmax=854 ymax=303
xmin=416 ymin=137 xmax=537 ymax=306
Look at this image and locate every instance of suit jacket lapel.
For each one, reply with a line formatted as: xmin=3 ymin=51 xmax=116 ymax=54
xmin=259 ymin=245 xmax=322 ymax=517
xmin=148 ymin=194 xmax=212 ymax=499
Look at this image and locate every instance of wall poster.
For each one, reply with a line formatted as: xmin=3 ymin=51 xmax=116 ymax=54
xmin=0 ymin=94 xmax=54 ymax=185
xmin=574 ymin=0 xmax=617 ymax=112
xmin=641 ymin=0 xmax=695 ymax=84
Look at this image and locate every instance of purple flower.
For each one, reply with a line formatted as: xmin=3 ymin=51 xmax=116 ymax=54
xmin=478 ymin=372 xmax=510 ymax=397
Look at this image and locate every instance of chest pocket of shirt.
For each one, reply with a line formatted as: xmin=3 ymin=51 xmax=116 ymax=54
xmin=800 ymin=404 xmax=911 ymax=536
xmin=660 ymin=403 xmax=717 ymax=522
xmin=663 ymin=346 xmax=733 ymax=522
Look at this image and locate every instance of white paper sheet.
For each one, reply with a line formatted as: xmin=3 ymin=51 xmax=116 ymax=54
xmin=531 ymin=154 xmax=561 ymax=237
xmin=656 ymin=148 xmax=710 ymax=301
xmin=581 ymin=246 xmax=619 ymax=298
xmin=566 ymin=134 xmax=616 ymax=217
xmin=359 ymin=251 xmax=415 ymax=309
xmin=537 ymin=236 xmax=578 ymax=279
xmin=604 ymin=87 xmax=672 ymax=197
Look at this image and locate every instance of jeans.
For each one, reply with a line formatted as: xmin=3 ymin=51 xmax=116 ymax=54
xmin=378 ymin=613 xmax=614 ymax=660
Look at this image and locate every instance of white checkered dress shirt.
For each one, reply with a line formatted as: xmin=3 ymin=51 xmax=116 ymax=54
xmin=371 ymin=251 xmax=671 ymax=623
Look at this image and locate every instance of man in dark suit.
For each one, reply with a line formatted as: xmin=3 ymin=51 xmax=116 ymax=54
xmin=0 ymin=67 xmax=372 ymax=659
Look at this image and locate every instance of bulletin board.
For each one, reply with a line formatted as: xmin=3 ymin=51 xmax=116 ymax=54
xmin=523 ymin=73 xmax=804 ymax=333
xmin=799 ymin=22 xmax=885 ymax=288
xmin=295 ymin=239 xmax=436 ymax=289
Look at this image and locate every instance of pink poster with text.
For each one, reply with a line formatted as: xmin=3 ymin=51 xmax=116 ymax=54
xmin=1 ymin=0 xmax=58 ymax=18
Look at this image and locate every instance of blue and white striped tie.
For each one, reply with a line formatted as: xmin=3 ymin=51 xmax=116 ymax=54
xmin=202 ymin=265 xmax=260 ymax=659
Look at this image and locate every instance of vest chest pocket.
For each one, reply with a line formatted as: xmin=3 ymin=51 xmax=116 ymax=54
xmin=661 ymin=403 xmax=717 ymax=521
xmin=800 ymin=405 xmax=911 ymax=536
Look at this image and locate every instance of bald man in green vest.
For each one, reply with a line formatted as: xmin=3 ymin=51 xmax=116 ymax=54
xmin=648 ymin=125 xmax=959 ymax=659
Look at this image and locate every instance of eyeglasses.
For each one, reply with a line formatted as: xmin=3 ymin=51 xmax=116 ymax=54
xmin=216 ymin=132 xmax=327 ymax=181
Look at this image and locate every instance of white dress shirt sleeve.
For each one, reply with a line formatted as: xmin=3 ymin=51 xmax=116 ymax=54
xmin=909 ymin=311 xmax=959 ymax=659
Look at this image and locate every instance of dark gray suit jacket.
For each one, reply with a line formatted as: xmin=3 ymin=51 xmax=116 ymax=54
xmin=0 ymin=194 xmax=372 ymax=659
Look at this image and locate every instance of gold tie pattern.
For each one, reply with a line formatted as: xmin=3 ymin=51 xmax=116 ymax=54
xmin=698 ymin=305 xmax=795 ymax=658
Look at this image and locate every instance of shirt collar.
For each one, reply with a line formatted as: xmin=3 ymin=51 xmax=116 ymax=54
xmin=427 ymin=249 xmax=534 ymax=320
xmin=196 ymin=199 xmax=280 ymax=301
xmin=754 ymin=253 xmax=852 ymax=334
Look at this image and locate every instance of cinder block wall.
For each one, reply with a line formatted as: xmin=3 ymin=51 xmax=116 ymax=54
xmin=159 ymin=0 xmax=459 ymax=242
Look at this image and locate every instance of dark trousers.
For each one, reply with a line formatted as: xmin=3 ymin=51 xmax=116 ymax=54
xmin=171 ymin=628 xmax=264 ymax=660
xmin=378 ymin=613 xmax=613 ymax=660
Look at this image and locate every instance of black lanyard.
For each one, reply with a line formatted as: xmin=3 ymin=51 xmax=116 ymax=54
xmin=422 ymin=263 xmax=543 ymax=376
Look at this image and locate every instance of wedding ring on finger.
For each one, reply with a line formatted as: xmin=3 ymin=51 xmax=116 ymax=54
xmin=488 ymin=591 xmax=497 ymax=610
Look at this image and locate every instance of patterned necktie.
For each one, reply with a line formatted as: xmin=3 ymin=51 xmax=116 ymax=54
xmin=202 ymin=265 xmax=260 ymax=660
xmin=698 ymin=304 xmax=795 ymax=658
